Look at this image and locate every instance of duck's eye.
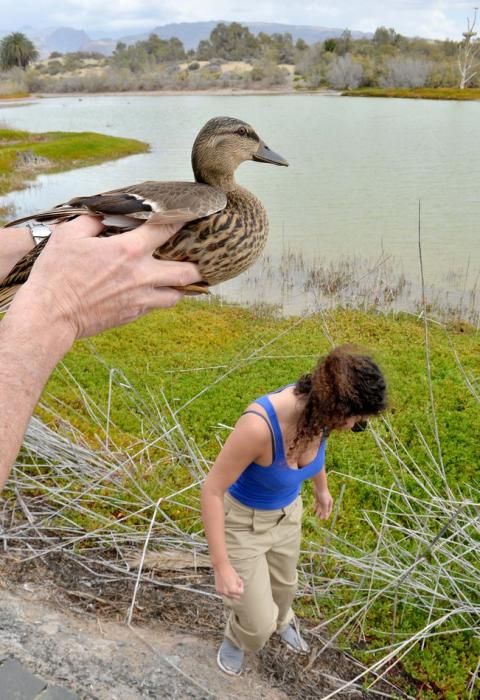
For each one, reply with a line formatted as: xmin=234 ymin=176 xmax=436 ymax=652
xmin=237 ymin=127 xmax=247 ymax=137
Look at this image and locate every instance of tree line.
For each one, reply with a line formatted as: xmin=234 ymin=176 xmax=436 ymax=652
xmin=1 ymin=19 xmax=479 ymax=90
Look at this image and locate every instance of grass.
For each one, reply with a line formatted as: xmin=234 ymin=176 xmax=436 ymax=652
xmin=0 ymin=126 xmax=148 ymax=219
xmin=342 ymin=87 xmax=480 ymax=101
xmin=10 ymin=299 xmax=473 ymax=698
xmin=0 ymin=92 xmax=29 ymax=100
xmin=45 ymin=301 xmax=479 ymax=466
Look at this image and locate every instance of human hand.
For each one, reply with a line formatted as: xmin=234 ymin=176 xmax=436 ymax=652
xmin=12 ymin=215 xmax=201 ymax=343
xmin=314 ymin=488 xmax=333 ymax=520
xmin=214 ymin=561 xmax=244 ymax=600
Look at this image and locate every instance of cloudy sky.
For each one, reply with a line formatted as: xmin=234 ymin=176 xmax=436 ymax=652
xmin=2 ymin=0 xmax=478 ymax=40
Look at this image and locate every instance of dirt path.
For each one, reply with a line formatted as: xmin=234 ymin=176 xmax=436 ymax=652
xmin=0 ymin=554 xmax=406 ymax=699
xmin=0 ymin=583 xmax=289 ymax=699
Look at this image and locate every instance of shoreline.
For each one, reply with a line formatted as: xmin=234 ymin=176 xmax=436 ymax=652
xmin=3 ymin=86 xmax=480 ymax=101
xmin=0 ymin=88 xmax=339 ymax=101
xmin=0 ymin=127 xmax=148 ymax=222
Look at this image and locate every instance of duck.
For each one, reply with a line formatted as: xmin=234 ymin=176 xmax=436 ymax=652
xmin=0 ymin=116 xmax=288 ymax=311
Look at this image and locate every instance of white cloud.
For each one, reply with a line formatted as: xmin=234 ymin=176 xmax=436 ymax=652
xmin=0 ymin=0 xmax=474 ymax=39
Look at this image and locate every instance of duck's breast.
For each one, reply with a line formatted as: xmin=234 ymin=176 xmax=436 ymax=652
xmin=156 ymin=188 xmax=269 ymax=285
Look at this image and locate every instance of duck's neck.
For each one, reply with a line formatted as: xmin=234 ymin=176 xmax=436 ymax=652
xmin=193 ymin=163 xmax=238 ymax=192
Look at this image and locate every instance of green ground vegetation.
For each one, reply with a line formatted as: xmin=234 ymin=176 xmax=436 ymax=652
xmin=0 ymin=91 xmax=29 ymax=99
xmin=342 ymin=86 xmax=480 ymax=100
xmin=39 ymin=300 xmax=479 ymax=698
xmin=0 ymin=127 xmax=148 ymax=219
xmin=46 ymin=301 xmax=479 ymax=477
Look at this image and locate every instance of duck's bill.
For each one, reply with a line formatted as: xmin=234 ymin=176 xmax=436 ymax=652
xmin=253 ymin=141 xmax=289 ymax=166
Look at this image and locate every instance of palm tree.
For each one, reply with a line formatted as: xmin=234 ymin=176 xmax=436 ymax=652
xmin=0 ymin=32 xmax=39 ymax=70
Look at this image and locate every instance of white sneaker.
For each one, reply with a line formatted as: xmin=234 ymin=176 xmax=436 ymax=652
xmin=217 ymin=638 xmax=245 ymax=676
xmin=279 ymin=622 xmax=310 ymax=654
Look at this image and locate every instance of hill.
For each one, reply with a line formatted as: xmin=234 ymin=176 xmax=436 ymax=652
xmin=3 ymin=21 xmax=372 ymax=56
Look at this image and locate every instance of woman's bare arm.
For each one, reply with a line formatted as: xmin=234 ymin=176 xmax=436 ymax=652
xmin=201 ymin=414 xmax=268 ymax=598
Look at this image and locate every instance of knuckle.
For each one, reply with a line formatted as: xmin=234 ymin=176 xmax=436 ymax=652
xmin=118 ymin=236 xmax=142 ymax=260
xmin=129 ymin=298 xmax=148 ymax=318
xmin=176 ymin=263 xmax=198 ymax=287
xmin=162 ymin=289 xmax=183 ymax=308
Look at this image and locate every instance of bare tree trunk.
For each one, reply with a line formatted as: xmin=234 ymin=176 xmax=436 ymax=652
xmin=458 ymin=7 xmax=479 ymax=89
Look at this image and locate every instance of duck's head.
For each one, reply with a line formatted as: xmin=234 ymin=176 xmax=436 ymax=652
xmin=192 ymin=116 xmax=288 ymax=190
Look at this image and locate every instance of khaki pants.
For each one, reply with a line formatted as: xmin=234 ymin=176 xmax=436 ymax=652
xmin=223 ymin=492 xmax=303 ymax=652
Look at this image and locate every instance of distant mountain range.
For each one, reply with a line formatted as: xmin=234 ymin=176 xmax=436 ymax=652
xmin=2 ymin=21 xmax=373 ymax=57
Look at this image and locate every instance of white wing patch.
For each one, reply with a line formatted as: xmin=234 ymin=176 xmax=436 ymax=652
xmin=101 ymin=215 xmax=139 ymax=229
xmin=131 ymin=193 xmax=165 ymax=213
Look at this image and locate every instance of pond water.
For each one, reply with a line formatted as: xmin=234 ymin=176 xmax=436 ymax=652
xmin=1 ymin=94 xmax=479 ymax=316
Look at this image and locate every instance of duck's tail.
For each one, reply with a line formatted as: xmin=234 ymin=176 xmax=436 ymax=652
xmin=4 ymin=207 xmax=92 ymax=228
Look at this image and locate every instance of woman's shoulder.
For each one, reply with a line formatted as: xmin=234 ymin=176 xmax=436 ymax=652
xmin=238 ymin=401 xmax=269 ymax=427
xmin=236 ymin=400 xmax=275 ymax=436
xmin=227 ymin=408 xmax=271 ymax=461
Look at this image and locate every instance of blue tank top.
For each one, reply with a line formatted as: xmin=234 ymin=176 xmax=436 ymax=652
xmin=228 ymin=389 xmax=327 ymax=510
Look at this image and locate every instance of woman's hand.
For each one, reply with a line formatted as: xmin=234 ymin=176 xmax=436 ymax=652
xmin=214 ymin=561 xmax=244 ymax=600
xmin=314 ymin=488 xmax=333 ymax=520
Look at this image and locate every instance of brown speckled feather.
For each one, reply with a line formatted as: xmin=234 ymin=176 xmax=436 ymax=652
xmin=1 ymin=237 xmax=49 ymax=289
xmin=155 ymin=188 xmax=268 ymax=285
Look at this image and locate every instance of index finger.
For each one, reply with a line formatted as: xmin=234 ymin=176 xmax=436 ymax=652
xmin=52 ymin=214 xmax=104 ymax=241
xmin=124 ymin=220 xmax=186 ymax=254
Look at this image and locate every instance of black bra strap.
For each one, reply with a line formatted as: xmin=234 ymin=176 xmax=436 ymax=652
xmin=242 ymin=410 xmax=276 ymax=462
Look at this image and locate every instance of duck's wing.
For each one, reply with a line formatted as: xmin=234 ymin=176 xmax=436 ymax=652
xmin=1 ymin=238 xmax=48 ymax=288
xmin=0 ymin=285 xmax=20 ymax=313
xmin=5 ymin=182 xmax=227 ymax=228
xmin=98 ymin=181 xmax=227 ymax=224
xmin=0 ymin=182 xmax=227 ymax=310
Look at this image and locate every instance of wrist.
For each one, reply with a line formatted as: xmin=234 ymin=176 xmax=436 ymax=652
xmin=0 ymin=227 xmax=35 ymax=280
xmin=212 ymin=558 xmax=230 ymax=570
xmin=7 ymin=284 xmax=76 ymax=360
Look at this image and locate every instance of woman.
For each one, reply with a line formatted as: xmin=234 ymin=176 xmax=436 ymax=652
xmin=201 ymin=345 xmax=387 ymax=676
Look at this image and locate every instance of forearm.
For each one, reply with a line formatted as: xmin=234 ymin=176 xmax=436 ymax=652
xmin=200 ymin=484 xmax=230 ymax=568
xmin=312 ymin=466 xmax=329 ymax=493
xmin=0 ymin=227 xmax=34 ymax=279
xmin=0 ymin=290 xmax=73 ymax=491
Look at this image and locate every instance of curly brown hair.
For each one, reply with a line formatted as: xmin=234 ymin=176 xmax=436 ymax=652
xmin=290 ymin=345 xmax=387 ymax=456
